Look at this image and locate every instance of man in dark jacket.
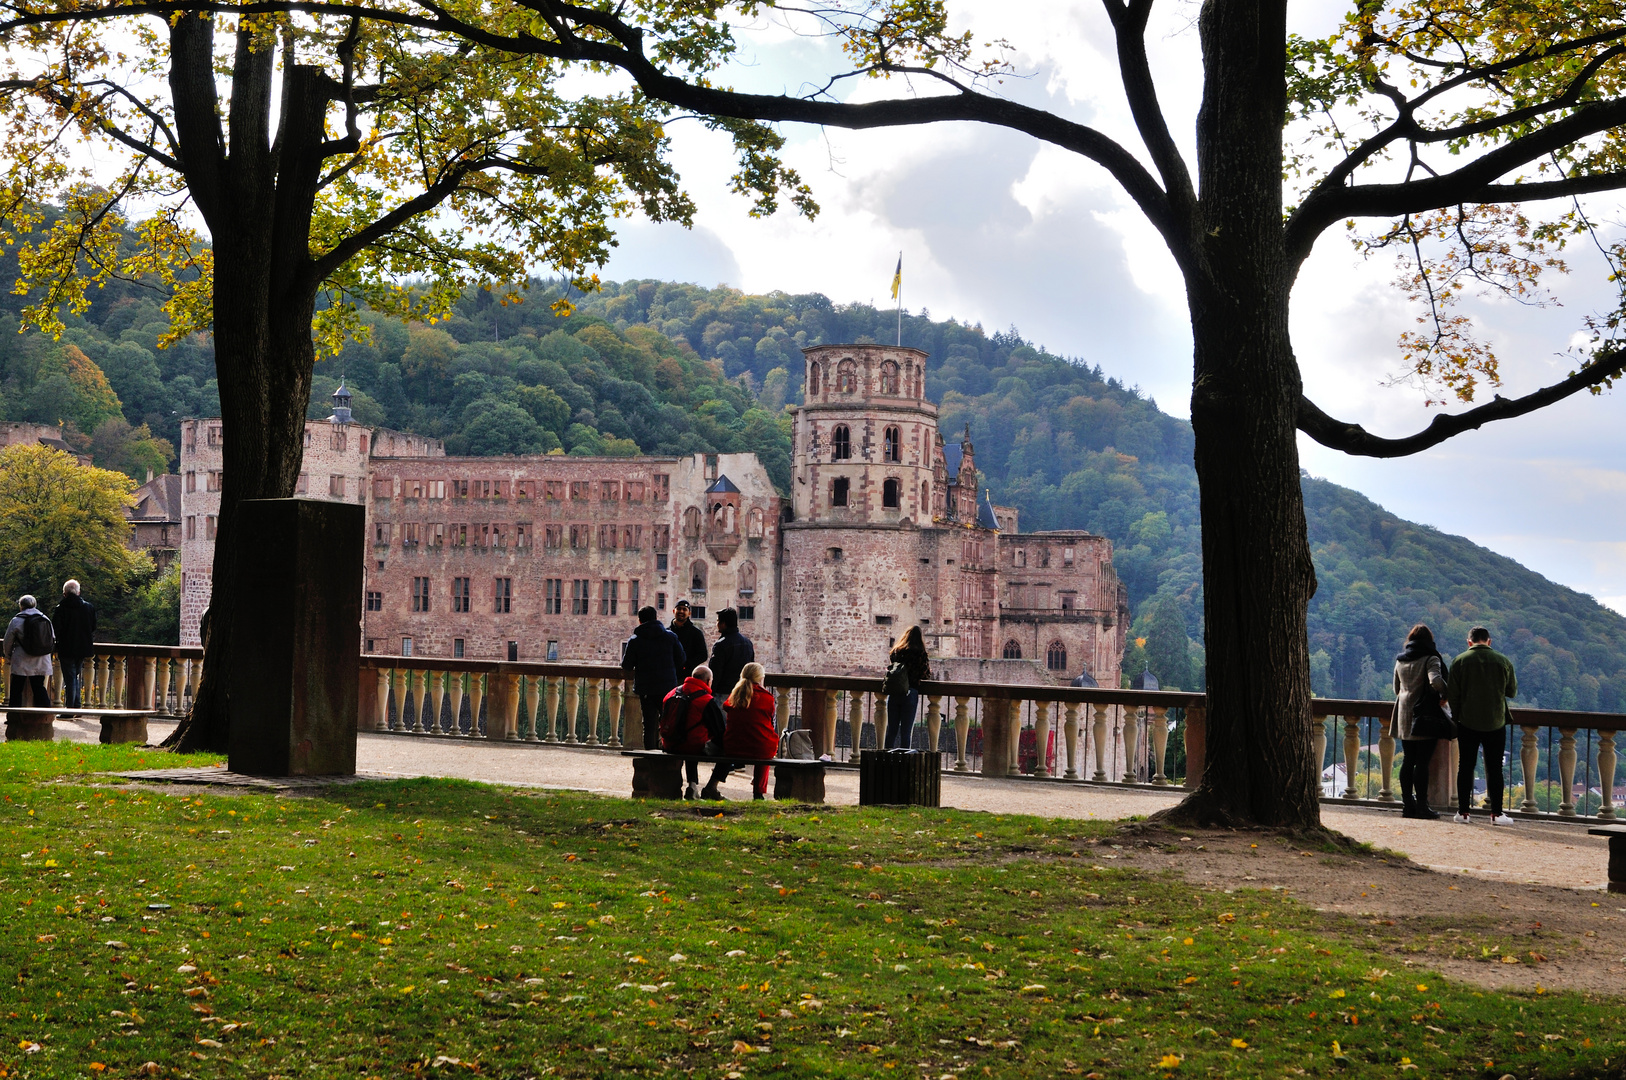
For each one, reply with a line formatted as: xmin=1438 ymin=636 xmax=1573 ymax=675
xmin=622 ymin=606 xmax=687 ymax=750
xmin=53 ymin=579 xmax=96 ymax=710
xmin=708 ymin=607 xmax=755 ymax=699
xmin=1447 ymin=626 xmax=1519 ymax=825
xmin=669 ymin=599 xmax=706 ymax=677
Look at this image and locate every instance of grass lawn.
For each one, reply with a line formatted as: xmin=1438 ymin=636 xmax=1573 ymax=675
xmin=1 ymin=741 xmax=1621 ymax=1079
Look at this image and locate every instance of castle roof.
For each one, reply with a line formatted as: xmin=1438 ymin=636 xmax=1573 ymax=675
xmin=977 ymin=489 xmax=1001 ymax=531
xmin=941 ymin=443 xmax=963 ymax=479
xmin=705 ymin=475 xmax=741 ymax=494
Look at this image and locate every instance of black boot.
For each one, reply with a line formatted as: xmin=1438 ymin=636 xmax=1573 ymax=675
xmin=1411 ymin=778 xmax=1439 ymax=820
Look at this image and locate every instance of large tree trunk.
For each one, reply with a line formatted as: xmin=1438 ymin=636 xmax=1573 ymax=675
xmin=1157 ymin=0 xmax=1321 ymax=829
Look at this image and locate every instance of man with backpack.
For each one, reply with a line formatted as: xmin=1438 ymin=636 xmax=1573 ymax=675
xmin=4 ymin=595 xmax=55 ymax=708
xmin=661 ymin=664 xmax=726 ymax=800
xmin=621 ymin=606 xmax=687 ymax=751
xmin=52 ymin=580 xmax=96 ymax=711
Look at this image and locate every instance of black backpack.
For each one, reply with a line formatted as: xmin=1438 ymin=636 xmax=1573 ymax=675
xmin=659 ymin=688 xmax=696 ymax=750
xmin=17 ymin=612 xmax=55 ymax=657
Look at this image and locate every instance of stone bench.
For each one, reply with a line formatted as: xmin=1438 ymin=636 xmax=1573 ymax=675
xmin=623 ymin=749 xmax=826 ymax=803
xmin=2 ymin=707 xmax=154 ymax=744
xmin=1588 ymin=824 xmax=1626 ymax=894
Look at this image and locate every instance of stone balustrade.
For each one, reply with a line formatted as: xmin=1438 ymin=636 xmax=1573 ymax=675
xmin=7 ymin=646 xmax=1625 ymax=824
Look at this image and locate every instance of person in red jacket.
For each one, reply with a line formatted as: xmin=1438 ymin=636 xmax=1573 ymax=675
xmin=701 ymin=662 xmax=777 ymax=801
xmin=661 ymin=665 xmax=725 ymax=800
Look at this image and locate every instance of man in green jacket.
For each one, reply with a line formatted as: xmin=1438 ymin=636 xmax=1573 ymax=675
xmin=1447 ymin=627 xmax=1518 ymax=825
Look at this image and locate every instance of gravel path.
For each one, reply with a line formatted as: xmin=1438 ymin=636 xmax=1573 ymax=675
xmin=48 ymin=720 xmax=1613 ymax=891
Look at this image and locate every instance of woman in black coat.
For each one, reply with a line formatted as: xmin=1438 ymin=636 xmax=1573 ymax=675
xmin=883 ymin=626 xmax=932 ymax=749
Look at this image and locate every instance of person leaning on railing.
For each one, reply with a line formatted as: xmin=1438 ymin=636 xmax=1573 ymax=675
xmin=1447 ymin=627 xmax=1519 ymax=826
xmin=884 ymin=626 xmax=932 ymax=750
xmin=1392 ymin=623 xmax=1448 ymax=820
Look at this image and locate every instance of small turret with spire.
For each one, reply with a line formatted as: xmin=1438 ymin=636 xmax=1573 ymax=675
xmin=330 ymin=379 xmax=353 ymax=424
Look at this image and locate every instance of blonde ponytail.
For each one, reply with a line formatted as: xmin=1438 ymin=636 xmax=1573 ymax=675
xmin=727 ymin=662 xmax=766 ymax=708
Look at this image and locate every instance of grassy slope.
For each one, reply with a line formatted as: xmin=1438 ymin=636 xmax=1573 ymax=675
xmin=2 ymin=743 xmax=1619 ymax=1079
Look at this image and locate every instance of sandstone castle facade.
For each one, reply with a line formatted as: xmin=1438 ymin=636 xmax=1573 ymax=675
xmin=180 ymin=345 xmax=1128 ymax=681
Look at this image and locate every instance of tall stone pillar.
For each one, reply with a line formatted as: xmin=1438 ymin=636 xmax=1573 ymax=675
xmin=227 ymin=499 xmax=363 ymax=776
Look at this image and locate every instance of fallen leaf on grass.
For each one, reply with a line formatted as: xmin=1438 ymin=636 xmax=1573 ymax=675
xmin=1157 ymin=1053 xmax=1181 ymax=1068
xmin=197 ymin=1038 xmax=224 ymax=1049
xmin=731 ymin=1041 xmax=756 ymax=1055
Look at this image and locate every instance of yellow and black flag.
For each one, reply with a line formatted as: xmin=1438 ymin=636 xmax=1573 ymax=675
xmin=890 ymin=253 xmax=902 ymax=300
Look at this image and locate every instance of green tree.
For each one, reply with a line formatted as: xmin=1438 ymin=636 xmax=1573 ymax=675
xmin=87 ymin=419 xmax=175 ymax=482
xmin=0 ymin=444 xmax=147 ymax=605
xmin=0 ymin=2 xmax=810 ymax=751
xmin=435 ymin=0 xmax=1626 ymax=828
xmin=1145 ymin=598 xmax=1193 ymax=691
xmin=115 ymin=563 xmax=182 ymax=646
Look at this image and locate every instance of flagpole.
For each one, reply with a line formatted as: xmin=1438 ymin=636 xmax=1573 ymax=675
xmin=895 ymin=251 xmax=902 ymax=346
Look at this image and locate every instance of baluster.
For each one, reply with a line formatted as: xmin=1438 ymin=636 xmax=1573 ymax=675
xmin=1091 ymin=703 xmax=1110 ymax=781
xmin=469 ymin=673 xmax=487 ymax=738
xmin=1150 ymin=706 xmax=1170 ymax=784
xmin=1377 ymin=712 xmax=1397 ymax=802
xmin=1520 ymin=726 xmax=1540 ymax=812
xmin=386 ymin=667 xmax=404 ymax=730
xmin=952 ymin=697 xmax=970 ymax=772
xmin=523 ymin=676 xmax=541 ymax=742
xmin=1597 ymin=731 xmax=1617 ymax=821
xmin=1558 ymin=728 xmax=1578 ymax=817
xmin=606 ymin=679 xmax=623 ymax=747
xmin=404 ymin=670 xmax=422 ymax=733
xmin=1063 ymin=702 xmax=1081 ymax=780
xmin=775 ymin=692 xmax=791 ymax=736
xmin=186 ymin=658 xmax=202 ymax=715
xmin=543 ymin=676 xmax=561 ymax=743
xmin=848 ymin=690 xmax=865 ymax=752
xmin=1033 ymin=701 xmax=1052 ymax=779
xmin=112 ymin=656 xmax=128 ymax=709
xmin=823 ymin=693 xmax=839 ymax=760
xmin=563 ymin=677 xmax=581 ymax=744
xmin=1342 ymin=717 xmax=1361 ymax=798
xmin=140 ymin=657 xmax=157 ymax=711
xmin=925 ymin=695 xmax=942 ymax=753
xmin=374 ymin=668 xmax=390 ymax=731
xmin=1121 ymin=705 xmax=1140 ymax=784
xmin=1312 ymin=716 xmax=1328 ymax=794
xmin=425 ymin=670 xmax=445 ymax=735
xmin=154 ymin=658 xmax=172 ymax=715
xmin=1004 ymin=699 xmax=1022 ymax=777
xmin=446 ymin=672 xmax=465 ymax=736
xmin=584 ymin=679 xmax=602 ymax=746
xmin=87 ymin=655 xmax=103 ymax=707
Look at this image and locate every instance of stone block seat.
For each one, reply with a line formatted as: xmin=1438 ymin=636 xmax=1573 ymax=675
xmin=622 ymin=749 xmax=826 ymax=803
xmin=1588 ymin=824 xmax=1626 ymax=894
xmin=2 ymin=706 xmax=153 ymax=744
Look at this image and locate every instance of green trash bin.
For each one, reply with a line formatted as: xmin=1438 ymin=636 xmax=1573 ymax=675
xmin=859 ymin=749 xmax=940 ymax=807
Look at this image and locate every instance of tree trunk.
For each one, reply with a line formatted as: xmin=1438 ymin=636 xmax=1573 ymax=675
xmin=1156 ymin=0 xmax=1321 ymax=829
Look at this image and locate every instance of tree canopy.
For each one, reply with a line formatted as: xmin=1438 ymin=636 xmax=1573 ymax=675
xmin=0 ymin=443 xmax=148 ymax=606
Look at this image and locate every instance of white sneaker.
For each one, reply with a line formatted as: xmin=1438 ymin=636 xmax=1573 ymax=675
xmin=1452 ymin=813 xmax=1473 ymax=824
xmin=1491 ymin=813 xmax=1515 ymax=826
xmin=684 ymin=783 xmax=700 ymax=800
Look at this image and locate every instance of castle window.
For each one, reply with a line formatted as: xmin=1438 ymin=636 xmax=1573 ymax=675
xmin=738 ymin=560 xmax=757 ymax=596
xmin=544 ymin=525 xmax=562 ymax=550
xmin=1063 ymin=546 xmax=1075 ymax=566
xmin=1047 ymin=641 xmax=1068 ymax=672
xmin=747 ymin=507 xmax=764 ymax=538
xmin=831 ymin=425 xmax=851 ymax=459
xmin=1038 ymin=546 xmax=1051 ymax=568
xmin=494 ymin=577 xmax=512 ymax=614
xmin=452 ymin=577 xmax=471 ymax=613
xmin=1060 ymin=592 xmax=1076 ymax=612
xmin=690 ymin=560 xmax=708 ymax=592
xmin=1002 ymin=639 xmax=1023 ymax=660
xmin=883 ymin=478 xmax=900 ymax=508
xmin=922 ymin=482 xmax=929 ymax=510
xmin=412 ymin=577 xmax=431 ymax=613
xmin=545 ymin=578 xmax=563 ymax=614
xmin=374 ymin=478 xmax=393 ymax=499
xmin=883 ymin=425 xmax=900 ymax=462
xmin=837 ymin=359 xmax=857 ymax=392
xmin=1013 ymin=548 xmax=1026 ymax=568
xmin=808 ymin=363 xmax=821 ymax=394
xmin=600 ymin=579 xmax=619 ymax=616
xmin=653 ymin=524 xmax=670 ymax=550
xmin=831 ymin=477 xmax=850 ymax=507
xmin=879 ymin=361 xmax=899 ymax=395
xmin=683 ymin=506 xmax=702 ymax=537
xmin=571 ymin=579 xmax=591 ymax=615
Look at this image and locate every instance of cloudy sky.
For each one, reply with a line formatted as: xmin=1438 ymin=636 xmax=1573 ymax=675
xmin=593 ymin=1 xmax=1626 ymax=615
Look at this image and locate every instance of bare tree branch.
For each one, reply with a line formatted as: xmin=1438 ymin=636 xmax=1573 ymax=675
xmin=1297 ymin=349 xmax=1626 ymax=457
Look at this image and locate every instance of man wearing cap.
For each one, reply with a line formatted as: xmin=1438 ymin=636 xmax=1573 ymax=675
xmin=669 ymin=599 xmax=707 ymax=678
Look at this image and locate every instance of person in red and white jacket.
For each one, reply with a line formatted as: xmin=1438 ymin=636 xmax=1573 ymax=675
xmin=661 ymin=665 xmax=725 ymax=800
xmin=701 ymin=663 xmax=777 ymax=801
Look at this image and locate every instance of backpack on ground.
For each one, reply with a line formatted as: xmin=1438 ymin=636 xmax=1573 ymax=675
xmin=17 ymin=612 xmax=54 ymax=657
xmin=883 ymin=661 xmax=910 ymax=696
xmin=779 ymin=728 xmax=815 ymax=760
xmin=659 ymin=688 xmax=696 ymax=751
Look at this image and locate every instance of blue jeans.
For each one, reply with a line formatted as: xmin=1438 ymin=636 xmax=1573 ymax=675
xmin=61 ymin=659 xmax=84 ymax=708
xmin=884 ymin=690 xmax=919 ymax=749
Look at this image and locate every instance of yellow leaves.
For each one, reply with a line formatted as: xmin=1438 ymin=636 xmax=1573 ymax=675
xmin=1216 ymin=913 xmax=1236 ymax=924
xmin=1157 ymin=1053 xmax=1182 ymax=1069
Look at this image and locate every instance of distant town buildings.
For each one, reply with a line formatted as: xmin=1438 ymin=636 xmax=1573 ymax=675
xmin=127 ymin=472 xmax=182 ymax=573
xmin=178 ymin=349 xmax=1129 ymax=681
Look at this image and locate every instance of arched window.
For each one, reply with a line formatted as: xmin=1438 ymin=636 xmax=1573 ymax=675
xmin=1046 ymin=641 xmax=1068 ymax=672
xmin=711 ymin=502 xmax=726 ymax=531
xmin=831 ymin=477 xmax=850 ymax=507
xmin=837 ymin=359 xmax=857 ymax=393
xmin=738 ymin=561 xmax=757 ymax=595
xmin=1002 ymin=639 xmax=1023 ymax=660
xmin=883 ymin=425 xmax=900 ymax=462
xmin=690 ymin=560 xmax=708 ymax=592
xmin=747 ymin=507 xmax=765 ymax=538
xmin=921 ymin=482 xmax=930 ymax=511
xmin=879 ymin=361 xmax=899 ymax=395
xmin=724 ymin=504 xmax=737 ymax=533
xmin=683 ymin=506 xmax=702 ymax=537
xmin=808 ymin=362 xmax=821 ymax=394
xmin=831 ymin=425 xmax=851 ymax=459
xmin=883 ymin=478 xmax=901 ymax=508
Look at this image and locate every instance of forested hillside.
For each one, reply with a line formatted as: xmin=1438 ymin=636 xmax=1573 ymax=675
xmin=3 ymin=268 xmax=1624 ymax=708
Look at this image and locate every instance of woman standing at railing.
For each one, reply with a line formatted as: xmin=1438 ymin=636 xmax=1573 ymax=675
xmin=884 ymin=626 xmax=932 ymax=749
xmin=1393 ymin=624 xmax=1449 ymax=820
